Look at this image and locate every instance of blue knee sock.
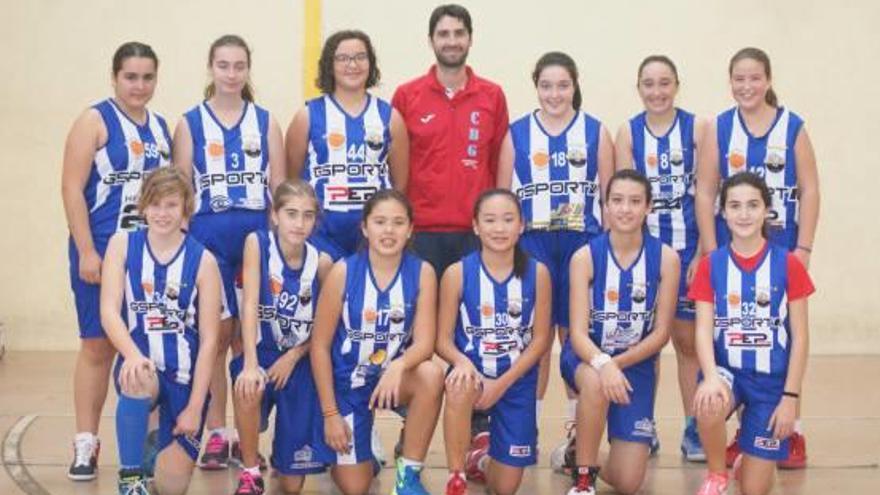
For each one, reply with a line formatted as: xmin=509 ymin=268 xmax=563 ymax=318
xmin=116 ymin=395 xmax=152 ymax=470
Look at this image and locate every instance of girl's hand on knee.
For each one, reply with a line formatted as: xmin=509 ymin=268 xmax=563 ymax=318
xmin=694 ymin=377 xmax=729 ymax=417
xmin=235 ymin=366 xmax=266 ymax=402
xmin=324 ymin=414 xmax=352 ymax=454
xmin=370 ymin=359 xmax=404 ymax=410
xmin=120 ymin=354 xmax=155 ymax=393
xmin=474 ymin=377 xmax=503 ymax=411
xmin=446 ymin=359 xmax=482 ymax=392
xmin=599 ymin=361 xmax=632 ymax=405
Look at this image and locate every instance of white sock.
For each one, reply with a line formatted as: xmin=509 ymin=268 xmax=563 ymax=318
xmin=209 ymin=427 xmax=227 ymax=439
xmin=243 ymin=465 xmax=261 ymax=477
xmin=794 ymin=420 xmax=803 ymax=434
xmin=477 ymin=454 xmax=489 ymax=472
xmin=536 ymin=400 xmax=544 ymax=422
xmin=74 ymin=432 xmax=96 ymax=444
xmin=449 ymin=470 xmax=465 ymax=480
xmin=567 ymin=399 xmax=577 ymax=421
xmin=400 ymin=457 xmax=423 ymax=469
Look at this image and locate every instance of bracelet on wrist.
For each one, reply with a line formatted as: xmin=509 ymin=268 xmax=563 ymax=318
xmin=796 ymin=245 xmax=813 ymax=253
xmin=782 ymin=391 xmax=800 ymax=399
xmin=322 ymin=408 xmax=339 ymax=418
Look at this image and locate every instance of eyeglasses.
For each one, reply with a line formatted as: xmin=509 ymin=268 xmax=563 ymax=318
xmin=333 ymin=52 xmax=369 ymax=65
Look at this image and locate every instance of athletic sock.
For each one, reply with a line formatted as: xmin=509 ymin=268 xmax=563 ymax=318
xmin=794 ymin=420 xmax=803 ymax=434
xmin=115 ymin=395 xmax=152 ymax=469
xmin=243 ymin=465 xmax=261 ymax=477
xmin=567 ymin=399 xmax=577 ymax=422
xmin=400 ymin=457 xmax=423 ymax=469
xmin=536 ymin=399 xmax=544 ymax=422
xmin=209 ymin=427 xmax=227 ymax=439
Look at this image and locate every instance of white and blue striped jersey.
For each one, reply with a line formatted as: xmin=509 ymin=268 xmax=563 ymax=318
xmin=510 ymin=110 xmax=603 ymax=235
xmin=331 ymin=251 xmax=422 ymax=389
xmin=716 ymin=107 xmax=804 ymax=250
xmin=630 ymin=109 xmax=698 ymax=252
xmin=253 ymin=231 xmax=320 ymax=352
xmin=84 ymin=99 xmax=171 ymax=242
xmin=587 ymin=233 xmax=663 ymax=363
xmin=184 ymin=101 xmax=272 ymax=215
xmin=709 ymin=244 xmax=790 ymax=376
xmin=301 ymin=94 xmax=392 ymax=214
xmin=455 ymin=252 xmax=538 ymax=378
xmin=123 ymin=229 xmax=205 ymax=385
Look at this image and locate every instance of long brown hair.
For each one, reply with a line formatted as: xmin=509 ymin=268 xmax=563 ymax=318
xmin=204 ymin=34 xmax=255 ymax=102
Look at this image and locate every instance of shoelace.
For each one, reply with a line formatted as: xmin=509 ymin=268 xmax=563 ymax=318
xmin=237 ymin=471 xmax=260 ymax=494
xmin=73 ymin=438 xmax=94 ymax=466
xmin=575 ymin=472 xmax=593 ymax=492
xmin=697 ymin=473 xmax=728 ymax=495
xmin=205 ymin=434 xmax=226 ymax=454
xmin=121 ymin=477 xmax=149 ymax=495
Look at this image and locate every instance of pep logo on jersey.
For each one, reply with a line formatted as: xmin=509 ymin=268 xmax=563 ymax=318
xmin=327 ymin=130 xmax=346 ymax=149
xmin=509 ymin=445 xmax=531 ymax=457
xmin=728 ymin=151 xmax=746 ymax=170
xmin=326 ymin=184 xmax=379 ymax=207
xmin=754 ymin=436 xmax=781 ymax=451
xmin=207 ymin=141 xmax=225 ymax=158
xmin=724 ymin=331 xmax=772 ymax=348
xmin=531 ymin=150 xmax=550 ymax=169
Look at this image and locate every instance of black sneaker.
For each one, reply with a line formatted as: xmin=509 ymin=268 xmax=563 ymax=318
xmin=118 ymin=468 xmax=150 ymax=495
xmin=68 ymin=436 xmax=100 ymax=481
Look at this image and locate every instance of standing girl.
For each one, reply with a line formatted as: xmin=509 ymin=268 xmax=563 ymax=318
xmin=286 ymin=30 xmax=408 ymax=261
xmin=496 ymin=52 xmax=614 ymax=464
xmin=100 ymin=168 xmax=221 ymax=495
xmin=310 ymin=190 xmax=443 ymax=495
xmin=173 ymin=34 xmax=286 ymax=469
xmin=690 ymin=173 xmax=813 ymax=495
xmin=615 ymin=55 xmax=705 ymax=460
xmin=436 ymin=189 xmax=552 ymax=495
xmin=230 ymin=181 xmax=333 ymax=495
xmin=561 ymin=170 xmax=679 ymax=495
xmin=695 ymin=47 xmax=819 ymax=468
xmin=61 ymin=41 xmax=171 ymax=481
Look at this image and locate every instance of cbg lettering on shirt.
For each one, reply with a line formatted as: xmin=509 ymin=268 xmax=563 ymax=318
xmin=331 ymin=251 xmax=421 ymax=389
xmin=716 ymin=107 xmax=804 ymax=249
xmin=85 ymin=99 xmax=172 ymax=240
xmin=184 ymin=101 xmax=271 ymax=214
xmin=254 ymin=231 xmax=320 ymax=352
xmin=510 ymin=111 xmax=602 ymax=235
xmin=302 ymin=95 xmax=392 ymax=214
xmin=630 ymin=109 xmax=698 ymax=252
xmin=709 ymin=244 xmax=791 ymax=376
xmin=123 ymin=230 xmax=205 ymax=385
xmin=587 ymin=233 xmax=663 ymax=363
xmin=455 ymin=252 xmax=538 ymax=378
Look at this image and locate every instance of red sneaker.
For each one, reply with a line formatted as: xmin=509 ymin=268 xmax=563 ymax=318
xmin=777 ymin=432 xmax=807 ymax=470
xmin=725 ymin=429 xmax=741 ymax=468
xmin=445 ymin=472 xmax=468 ymax=495
xmin=464 ymin=433 xmax=489 ymax=484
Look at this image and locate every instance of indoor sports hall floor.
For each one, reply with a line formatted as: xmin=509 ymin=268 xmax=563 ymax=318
xmin=0 ymin=352 xmax=877 ymax=494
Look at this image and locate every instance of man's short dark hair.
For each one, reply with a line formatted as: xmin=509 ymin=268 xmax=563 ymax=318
xmin=428 ymin=4 xmax=472 ymax=37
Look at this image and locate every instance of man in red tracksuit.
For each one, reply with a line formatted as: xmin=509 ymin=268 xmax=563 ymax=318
xmin=392 ymin=3 xmax=509 ymax=278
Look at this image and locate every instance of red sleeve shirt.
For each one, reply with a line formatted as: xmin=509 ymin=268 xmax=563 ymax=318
xmin=688 ymin=244 xmax=815 ymax=303
xmin=392 ymin=65 xmax=509 ymax=232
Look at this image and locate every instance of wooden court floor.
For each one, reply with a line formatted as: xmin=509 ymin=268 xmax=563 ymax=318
xmin=1 ymin=352 xmax=878 ymax=494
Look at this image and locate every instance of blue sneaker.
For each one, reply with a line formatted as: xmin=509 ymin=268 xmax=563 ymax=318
xmin=141 ymin=429 xmax=159 ymax=480
xmin=391 ymin=458 xmax=430 ymax=495
xmin=681 ymin=419 xmax=706 ymax=462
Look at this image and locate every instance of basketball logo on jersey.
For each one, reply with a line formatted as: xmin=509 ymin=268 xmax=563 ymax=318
xmin=327 ymin=130 xmax=346 ymax=150
xmin=765 ymin=146 xmax=786 ymax=173
xmin=646 ymin=153 xmax=658 ymax=168
xmin=755 ymin=286 xmax=772 ymax=307
xmin=480 ymin=303 xmax=494 ymax=317
xmin=129 ymin=140 xmax=145 ymax=157
xmin=242 ymin=133 xmax=262 ymax=158
xmin=631 ymin=283 xmax=647 ymax=304
xmin=531 ymin=150 xmax=550 ymax=169
xmin=142 ymin=281 xmax=154 ymax=294
xmin=207 ymin=141 xmax=225 ymax=158
xmin=727 ymin=292 xmax=741 ymax=306
xmin=566 ymin=146 xmax=587 ymax=168
xmin=606 ymin=288 xmax=620 ymax=303
xmin=728 ymin=150 xmax=746 ymax=170
xmin=270 ymin=276 xmax=283 ymax=295
xmin=363 ymin=307 xmax=378 ymax=324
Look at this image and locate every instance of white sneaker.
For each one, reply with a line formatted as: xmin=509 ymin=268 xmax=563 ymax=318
xmin=550 ymin=421 xmax=576 ymax=474
xmin=371 ymin=426 xmax=387 ymax=466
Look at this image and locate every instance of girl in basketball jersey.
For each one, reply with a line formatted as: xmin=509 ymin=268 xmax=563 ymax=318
xmin=615 ymin=55 xmax=706 ymax=461
xmin=173 ymin=34 xmax=286 ymax=469
xmin=690 ymin=172 xmax=813 ymax=495
xmin=310 ymin=190 xmax=443 ymax=495
xmin=561 ymin=170 xmax=680 ymax=495
xmin=495 ymin=52 xmax=614 ymax=460
xmin=229 ymin=181 xmax=333 ymax=495
xmin=61 ymin=41 xmax=172 ymax=481
xmin=286 ymin=30 xmax=409 ymax=261
xmin=694 ymin=47 xmax=818 ymax=468
xmin=100 ymin=168 xmax=221 ymax=495
xmin=436 ymin=189 xmax=552 ymax=495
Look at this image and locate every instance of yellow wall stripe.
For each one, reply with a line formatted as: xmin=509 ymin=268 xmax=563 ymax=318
xmin=303 ymin=0 xmax=322 ymax=100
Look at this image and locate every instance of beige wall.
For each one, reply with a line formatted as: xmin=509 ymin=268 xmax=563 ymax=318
xmin=2 ymin=0 xmax=878 ymax=352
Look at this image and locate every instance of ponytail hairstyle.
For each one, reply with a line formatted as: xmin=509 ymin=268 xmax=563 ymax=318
xmin=112 ymin=41 xmax=158 ymax=76
xmin=604 ymin=169 xmax=654 ymax=228
xmin=272 ymin=180 xmax=320 ymax=215
xmin=473 ymin=189 xmax=529 ymax=279
xmin=729 ymin=47 xmax=777 ymax=107
xmin=532 ymin=51 xmax=582 ymax=111
xmin=719 ymin=172 xmax=773 ymax=238
xmin=204 ymin=34 xmax=255 ymax=102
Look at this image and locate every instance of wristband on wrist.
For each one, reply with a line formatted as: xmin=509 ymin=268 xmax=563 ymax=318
xmin=782 ymin=391 xmax=800 ymax=399
xmin=590 ymin=352 xmax=612 ymax=371
xmin=322 ymin=407 xmax=339 ymax=418
xmin=796 ymin=245 xmax=812 ymax=253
